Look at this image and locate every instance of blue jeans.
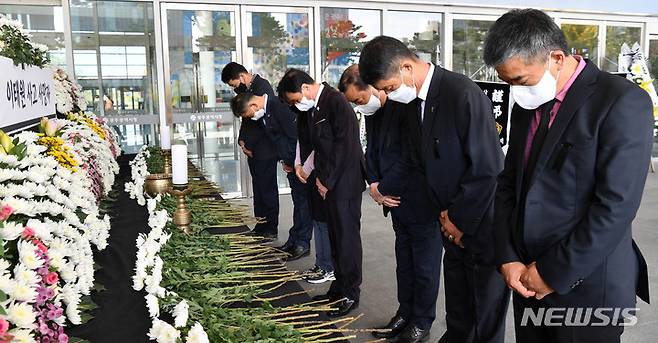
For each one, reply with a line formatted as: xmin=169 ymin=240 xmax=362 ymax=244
xmin=285 ymin=172 xmax=313 ymax=250
xmin=313 ymin=220 xmax=333 ymax=272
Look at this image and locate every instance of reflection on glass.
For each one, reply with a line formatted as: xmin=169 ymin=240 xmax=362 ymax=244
xmin=113 ymin=124 xmax=155 ymax=154
xmin=167 ymin=10 xmax=236 ymax=113
xmin=650 ymin=39 xmax=658 ymax=157
xmin=70 ymin=0 xmax=158 ymax=117
xmin=245 ymin=11 xmax=310 ymax=89
xmin=388 ymin=11 xmax=442 ymax=65
xmin=320 ymin=8 xmax=380 ymax=86
xmin=604 ymin=26 xmax=642 ymax=72
xmin=562 ymin=23 xmax=598 ymax=63
xmin=0 ymin=5 xmax=67 ymax=68
xmin=453 ymin=19 xmax=496 ymax=81
xmin=165 ymin=8 xmax=241 ymax=195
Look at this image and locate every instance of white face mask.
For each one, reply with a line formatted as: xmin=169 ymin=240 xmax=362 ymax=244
xmin=251 ymin=108 xmax=265 ymax=121
xmin=511 ymin=54 xmax=561 ymax=110
xmin=387 ymin=69 xmax=417 ymax=104
xmin=295 ymin=96 xmax=315 ymax=112
xmin=356 ymin=94 xmax=382 ymax=116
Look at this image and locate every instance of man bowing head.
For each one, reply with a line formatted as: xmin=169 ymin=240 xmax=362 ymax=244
xmin=485 ymin=8 xmax=653 ymax=343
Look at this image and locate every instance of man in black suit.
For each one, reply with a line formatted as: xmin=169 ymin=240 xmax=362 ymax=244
xmin=484 ymin=9 xmax=653 ymax=343
xmin=221 ymin=62 xmax=279 ymax=239
xmin=360 ymin=36 xmax=509 ymax=343
xmin=229 ymin=92 xmax=313 ymax=261
xmin=278 ymin=68 xmax=366 ymax=317
xmin=339 ymin=64 xmax=443 ymax=341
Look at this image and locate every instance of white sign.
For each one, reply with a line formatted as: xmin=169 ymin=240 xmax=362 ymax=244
xmin=0 ymin=56 xmax=55 ymax=128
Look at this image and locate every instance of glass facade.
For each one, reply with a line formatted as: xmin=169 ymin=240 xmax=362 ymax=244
xmin=320 ymin=8 xmax=381 ymax=87
xmin=562 ymin=23 xmax=599 ymax=62
xmin=0 ymin=4 xmax=66 ymax=69
xmin=604 ymin=25 xmax=642 ymax=72
xmin=453 ymin=19 xmax=496 ymax=81
xmin=387 ymin=11 xmax=442 ymax=66
xmin=70 ymin=0 xmax=158 ymax=116
xmin=245 ymin=9 xmax=311 ymax=90
xmin=2 ymin=0 xmax=657 ymax=196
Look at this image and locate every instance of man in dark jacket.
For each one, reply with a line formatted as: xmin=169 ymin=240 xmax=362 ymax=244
xmin=484 ymin=9 xmax=652 ymax=343
xmin=278 ymin=68 xmax=366 ymax=317
xmin=221 ymin=62 xmax=279 ymax=239
xmin=230 ymin=92 xmax=313 ymax=260
xmin=339 ymin=64 xmax=443 ymax=341
xmin=360 ymin=36 xmax=510 ymax=343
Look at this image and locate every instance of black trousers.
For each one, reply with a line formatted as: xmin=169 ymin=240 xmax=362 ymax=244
xmin=512 ymin=294 xmax=625 ymax=343
xmin=326 ymin=195 xmax=363 ymax=301
xmin=441 ymin=241 xmax=510 ymax=343
xmin=392 ymin=216 xmax=443 ymax=330
xmin=284 ymin=172 xmax=313 ymax=249
xmin=247 ymin=157 xmax=279 ymax=235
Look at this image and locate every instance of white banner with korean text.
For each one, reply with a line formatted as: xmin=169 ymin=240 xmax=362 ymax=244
xmin=0 ymin=56 xmax=55 ymax=128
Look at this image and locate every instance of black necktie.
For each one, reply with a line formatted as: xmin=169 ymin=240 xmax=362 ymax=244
xmin=523 ymin=99 xmax=555 ymax=189
xmin=515 ymin=99 xmax=556 ymax=262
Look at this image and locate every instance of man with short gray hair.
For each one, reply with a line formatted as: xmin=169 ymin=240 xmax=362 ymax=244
xmin=485 ymin=8 xmax=652 ymax=343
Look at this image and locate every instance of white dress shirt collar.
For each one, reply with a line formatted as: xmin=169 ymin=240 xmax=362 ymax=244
xmin=417 ymin=63 xmax=435 ymax=102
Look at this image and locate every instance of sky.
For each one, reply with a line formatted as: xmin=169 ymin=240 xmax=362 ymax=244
xmin=450 ymin=0 xmax=658 ymax=15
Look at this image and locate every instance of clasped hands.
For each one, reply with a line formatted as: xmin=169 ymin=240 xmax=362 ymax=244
xmin=291 ymin=165 xmax=328 ymax=199
xmin=439 ymin=210 xmax=464 ymax=248
xmin=238 ymin=140 xmax=253 ymax=158
xmin=369 ymin=182 xmax=400 ymax=207
xmin=500 ymin=261 xmax=554 ymax=300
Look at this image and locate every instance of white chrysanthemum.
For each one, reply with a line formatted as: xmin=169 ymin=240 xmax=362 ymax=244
xmin=148 ymin=319 xmax=180 ymax=343
xmin=185 ymin=323 xmax=209 ymax=343
xmin=145 ymin=293 xmax=159 ymax=318
xmin=7 ymin=302 xmax=37 ymax=329
xmin=13 ymin=264 xmax=40 ymax=287
xmin=0 ymin=274 xmax=16 ymax=295
xmin=173 ymin=299 xmax=189 ymax=328
xmin=11 ymin=282 xmax=37 ymax=303
xmin=26 ymin=219 xmax=52 ymax=241
xmin=8 ymin=329 xmax=36 ymax=343
xmin=18 ymin=240 xmax=44 ymax=270
xmin=0 ymin=221 xmax=23 ymax=241
xmin=66 ymin=300 xmax=82 ymax=325
xmin=0 ymin=259 xmax=10 ymax=272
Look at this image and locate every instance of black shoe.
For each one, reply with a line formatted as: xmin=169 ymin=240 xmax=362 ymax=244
xmin=275 ymin=242 xmax=294 ymax=252
xmin=395 ymin=325 xmax=429 ymax=343
xmin=302 ymin=265 xmax=322 ymax=280
xmin=327 ymin=298 xmax=359 ymax=317
xmin=371 ymin=315 xmax=408 ymax=339
xmin=311 ymin=293 xmax=341 ymax=302
xmin=437 ymin=332 xmax=448 ymax=343
xmin=285 ymin=245 xmax=310 ymax=261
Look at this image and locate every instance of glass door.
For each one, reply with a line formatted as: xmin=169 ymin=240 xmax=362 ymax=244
xmin=241 ymin=6 xmax=313 ymax=189
xmin=161 ymin=3 xmax=243 ymax=196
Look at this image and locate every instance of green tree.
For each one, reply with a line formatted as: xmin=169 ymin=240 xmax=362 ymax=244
xmin=320 ymin=18 xmax=366 ymax=79
xmin=562 ymin=24 xmax=599 ymax=61
xmin=453 ymin=20 xmax=495 ymax=81
xmin=408 ymin=30 xmax=441 ymax=65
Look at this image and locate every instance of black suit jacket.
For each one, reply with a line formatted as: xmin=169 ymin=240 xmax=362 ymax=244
xmin=495 ymin=60 xmax=652 ymax=308
xmin=296 ymin=97 xmax=327 ymax=222
xmin=399 ymin=66 xmax=504 ymax=263
xmin=310 ymin=83 xmax=366 ymax=200
xmin=263 ymin=96 xmax=297 ymax=167
xmin=238 ymin=75 xmax=277 ymax=160
xmin=365 ymin=100 xmax=439 ymax=224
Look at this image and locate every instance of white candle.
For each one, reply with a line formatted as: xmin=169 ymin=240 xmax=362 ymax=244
xmin=171 ymin=144 xmax=188 ymax=185
xmin=160 ymin=123 xmax=171 ymax=150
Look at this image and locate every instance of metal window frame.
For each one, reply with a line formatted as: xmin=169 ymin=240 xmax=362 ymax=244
xmin=3 ymin=0 xmax=658 ymax=199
